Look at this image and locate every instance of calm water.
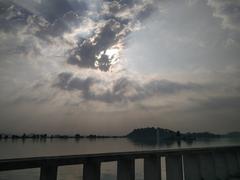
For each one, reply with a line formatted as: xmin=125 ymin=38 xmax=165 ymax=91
xmin=0 ymin=137 xmax=240 ymax=180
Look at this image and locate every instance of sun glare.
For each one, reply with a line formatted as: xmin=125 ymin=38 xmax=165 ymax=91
xmin=95 ymin=44 xmax=123 ymax=71
xmin=105 ymin=48 xmax=119 ymax=58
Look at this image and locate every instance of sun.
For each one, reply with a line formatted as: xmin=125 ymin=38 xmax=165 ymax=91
xmin=105 ymin=48 xmax=120 ymax=64
xmin=95 ymin=43 xmax=123 ymax=71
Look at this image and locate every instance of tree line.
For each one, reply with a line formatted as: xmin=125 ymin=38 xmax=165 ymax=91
xmin=0 ymin=133 xmax=123 ymax=140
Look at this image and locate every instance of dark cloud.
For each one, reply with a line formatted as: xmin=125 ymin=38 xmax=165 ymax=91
xmin=10 ymin=0 xmax=88 ymax=22
xmin=36 ymin=11 xmax=84 ymax=39
xmin=68 ymin=19 xmax=127 ymax=71
xmin=118 ymin=0 xmax=135 ymax=6
xmin=54 ymin=72 xmax=96 ymax=96
xmin=208 ymin=0 xmax=240 ymax=31
xmin=33 ymin=0 xmax=88 ymax=39
xmin=55 ymin=75 xmax=139 ymax=103
xmin=0 ymin=1 xmax=87 ymax=56
xmin=191 ymin=96 xmax=240 ymax=111
xmin=54 ymin=72 xmax=73 ymax=90
xmin=145 ymin=80 xmax=202 ymax=95
xmin=105 ymin=0 xmax=135 ymax=7
xmin=0 ymin=1 xmax=32 ymax=32
xmin=55 ymin=73 xmax=203 ymax=103
xmin=10 ymin=94 xmax=49 ymax=105
xmin=0 ymin=0 xmax=158 ymax=70
xmin=66 ymin=0 xmax=158 ymax=71
xmin=0 ymin=1 xmax=12 ymax=16
xmin=0 ymin=0 xmax=87 ymax=36
xmin=40 ymin=0 xmax=74 ymax=22
xmin=136 ymin=3 xmax=157 ymax=20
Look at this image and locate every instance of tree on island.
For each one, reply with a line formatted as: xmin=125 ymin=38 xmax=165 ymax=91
xmin=87 ymin=135 xmax=97 ymax=138
xmin=21 ymin=133 xmax=27 ymax=139
xmin=75 ymin=134 xmax=82 ymax=139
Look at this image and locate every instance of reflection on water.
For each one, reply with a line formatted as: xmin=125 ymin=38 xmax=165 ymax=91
xmin=58 ymin=165 xmax=82 ymax=180
xmin=0 ymin=169 xmax=40 ymax=180
xmin=0 ymin=137 xmax=239 ymax=180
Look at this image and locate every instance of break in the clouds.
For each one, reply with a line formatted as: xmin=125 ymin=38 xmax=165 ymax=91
xmin=0 ymin=0 xmax=240 ymax=134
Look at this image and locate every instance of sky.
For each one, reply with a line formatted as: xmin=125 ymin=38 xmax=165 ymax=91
xmin=0 ymin=0 xmax=240 ymax=135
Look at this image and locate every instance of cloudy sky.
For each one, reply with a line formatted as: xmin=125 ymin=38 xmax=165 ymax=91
xmin=0 ymin=0 xmax=240 ymax=135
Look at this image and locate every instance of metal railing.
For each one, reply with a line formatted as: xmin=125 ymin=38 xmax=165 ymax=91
xmin=0 ymin=146 xmax=240 ymax=180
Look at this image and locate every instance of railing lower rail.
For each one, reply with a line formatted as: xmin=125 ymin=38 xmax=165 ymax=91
xmin=0 ymin=146 xmax=240 ymax=180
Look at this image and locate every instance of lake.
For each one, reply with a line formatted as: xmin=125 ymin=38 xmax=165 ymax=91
xmin=0 ymin=137 xmax=240 ymax=180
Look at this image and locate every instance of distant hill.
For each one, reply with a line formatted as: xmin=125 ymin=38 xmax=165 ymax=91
xmin=224 ymin=132 xmax=240 ymax=138
xmin=127 ymin=127 xmax=221 ymax=141
xmin=1 ymin=128 xmax=240 ymax=141
xmin=127 ymin=127 xmax=178 ymax=140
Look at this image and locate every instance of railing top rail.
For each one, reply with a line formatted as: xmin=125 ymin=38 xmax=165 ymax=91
xmin=0 ymin=145 xmax=239 ymax=171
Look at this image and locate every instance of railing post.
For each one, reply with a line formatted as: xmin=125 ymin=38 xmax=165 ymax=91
xmin=117 ymin=158 xmax=135 ymax=180
xmin=40 ymin=161 xmax=58 ymax=180
xmin=183 ymin=153 xmax=201 ymax=180
xmin=198 ymin=153 xmax=216 ymax=180
xmin=166 ymin=154 xmax=183 ymax=180
xmin=83 ymin=160 xmax=100 ymax=180
xmin=213 ymin=152 xmax=228 ymax=180
xmin=144 ymin=155 xmax=161 ymax=180
xmin=225 ymin=152 xmax=240 ymax=176
xmin=237 ymin=152 xmax=240 ymax=168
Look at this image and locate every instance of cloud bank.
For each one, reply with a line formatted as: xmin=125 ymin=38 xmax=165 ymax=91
xmin=0 ymin=0 xmax=240 ymax=134
xmin=54 ymin=72 xmax=203 ymax=103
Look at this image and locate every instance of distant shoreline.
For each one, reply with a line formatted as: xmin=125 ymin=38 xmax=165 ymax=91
xmin=1 ymin=127 xmax=240 ymax=141
xmin=0 ymin=134 xmax=125 ymax=140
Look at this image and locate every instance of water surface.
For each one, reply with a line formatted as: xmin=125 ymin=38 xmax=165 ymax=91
xmin=0 ymin=137 xmax=239 ymax=180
